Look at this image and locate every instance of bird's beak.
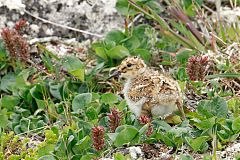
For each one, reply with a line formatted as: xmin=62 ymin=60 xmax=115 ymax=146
xmin=108 ymin=69 xmax=121 ymax=80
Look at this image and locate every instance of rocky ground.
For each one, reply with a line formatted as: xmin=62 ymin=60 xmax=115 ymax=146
xmin=100 ymin=140 xmax=240 ymax=160
xmin=0 ymin=0 xmax=124 ymax=41
xmin=0 ymin=0 xmax=124 ymax=69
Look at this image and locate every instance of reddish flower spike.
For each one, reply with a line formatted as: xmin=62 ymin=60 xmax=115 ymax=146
xmin=1 ymin=20 xmax=30 ymax=62
xmin=138 ymin=115 xmax=153 ymax=137
xmin=139 ymin=115 xmax=151 ymax=124
xmin=14 ymin=19 xmax=27 ymax=31
xmin=108 ymin=108 xmax=123 ymax=133
xmin=186 ymin=55 xmax=209 ymax=81
xmin=91 ymin=126 xmax=105 ymax=151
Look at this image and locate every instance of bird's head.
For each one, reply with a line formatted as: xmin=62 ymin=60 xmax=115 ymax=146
xmin=110 ymin=56 xmax=147 ymax=79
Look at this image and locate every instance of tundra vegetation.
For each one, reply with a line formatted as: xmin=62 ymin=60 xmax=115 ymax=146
xmin=0 ymin=0 xmax=240 ymax=159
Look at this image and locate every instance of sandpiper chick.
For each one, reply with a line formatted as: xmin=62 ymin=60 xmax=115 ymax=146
xmin=110 ymin=56 xmax=185 ymax=119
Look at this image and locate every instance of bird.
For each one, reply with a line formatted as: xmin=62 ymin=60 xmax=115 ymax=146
xmin=110 ymin=56 xmax=185 ymax=119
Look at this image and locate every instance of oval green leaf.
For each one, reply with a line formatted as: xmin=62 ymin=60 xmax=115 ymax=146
xmin=114 ymin=125 xmax=138 ymax=147
xmin=107 ymin=45 xmax=130 ymax=59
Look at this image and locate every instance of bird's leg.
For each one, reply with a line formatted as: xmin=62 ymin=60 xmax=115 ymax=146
xmin=141 ymin=102 xmax=152 ymax=117
xmin=176 ymin=99 xmax=186 ymax=120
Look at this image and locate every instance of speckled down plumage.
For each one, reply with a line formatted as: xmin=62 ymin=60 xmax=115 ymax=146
xmin=114 ymin=56 xmax=184 ymax=118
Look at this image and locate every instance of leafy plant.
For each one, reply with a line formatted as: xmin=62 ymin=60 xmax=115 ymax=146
xmin=0 ymin=0 xmax=240 ymax=159
xmin=92 ymin=25 xmax=153 ymax=66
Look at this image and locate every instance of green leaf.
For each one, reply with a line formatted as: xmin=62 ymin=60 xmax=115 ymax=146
xmin=117 ymin=100 xmax=127 ymax=111
xmin=179 ymin=154 xmax=194 ymax=160
xmin=37 ymin=120 xmax=45 ymax=128
xmin=155 ymin=133 xmax=175 ymax=146
xmin=195 ymin=0 xmax=203 ymax=5
xmin=38 ymin=155 xmax=56 ymax=160
xmin=30 ymin=84 xmax=46 ymax=109
xmin=114 ymin=125 xmax=138 ymax=147
xmin=138 ymin=124 xmax=148 ymax=135
xmin=49 ymin=81 xmax=62 ymax=100
xmin=72 ymin=93 xmax=92 ymax=112
xmin=194 ymin=117 xmax=216 ymax=130
xmin=71 ymin=155 xmax=82 ymax=160
xmin=37 ymin=43 xmax=60 ymax=61
xmin=186 ymin=136 xmax=209 ymax=152
xmin=107 ymin=133 xmax=118 ymax=142
xmin=30 ymin=84 xmax=44 ymax=100
xmin=62 ymin=56 xmax=85 ymax=81
xmin=0 ymin=73 xmax=16 ymax=93
xmin=197 ymin=96 xmax=228 ymax=118
xmin=54 ymin=139 xmax=67 ymax=158
xmin=80 ymin=154 xmax=96 ymax=160
xmin=0 ymin=109 xmax=9 ymax=128
xmin=86 ymin=107 xmax=98 ymax=120
xmin=116 ymin=0 xmax=137 ymax=16
xmin=41 ymin=53 xmax=54 ymax=72
xmin=227 ymin=97 xmax=240 ymax=116
xmin=133 ymin=24 xmax=150 ymax=48
xmin=168 ymin=127 xmax=190 ymax=138
xmin=38 ymin=144 xmax=55 ymax=158
xmin=101 ymin=93 xmax=118 ymax=104
xmin=15 ymin=68 xmax=35 ymax=89
xmin=122 ymin=35 xmax=140 ymax=52
xmin=146 ymin=1 xmax=163 ymax=14
xmin=20 ymin=118 xmax=30 ymax=132
xmin=1 ymin=95 xmax=20 ymax=111
xmin=216 ymin=64 xmax=229 ymax=71
xmin=14 ymin=125 xmax=22 ymax=134
xmin=73 ymin=136 xmax=91 ymax=153
xmin=153 ymin=120 xmax=172 ymax=131
xmin=106 ymin=45 xmax=130 ymax=59
xmin=67 ymin=134 xmax=76 ymax=149
xmin=185 ymin=4 xmax=196 ymax=17
xmin=0 ymin=39 xmax=7 ymax=59
xmin=114 ymin=152 xmax=126 ymax=160
xmin=104 ymin=40 xmax=116 ymax=50
xmin=183 ymin=0 xmax=192 ymax=8
xmin=78 ymin=120 xmax=93 ymax=136
xmin=177 ymin=67 xmax=188 ymax=81
xmin=232 ymin=117 xmax=240 ymax=132
xmin=133 ymin=49 xmax=152 ymax=62
xmin=94 ymin=47 xmax=108 ymax=60
xmin=176 ymin=49 xmax=196 ymax=64
xmin=105 ymin=30 xmax=126 ymax=44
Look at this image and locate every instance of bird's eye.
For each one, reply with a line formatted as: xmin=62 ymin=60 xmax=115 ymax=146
xmin=127 ymin=63 xmax=132 ymax=67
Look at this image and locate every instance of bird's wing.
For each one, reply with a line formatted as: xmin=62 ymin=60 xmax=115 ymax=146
xmin=128 ymin=76 xmax=154 ymax=102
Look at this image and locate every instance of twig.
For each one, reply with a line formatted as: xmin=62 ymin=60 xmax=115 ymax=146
xmin=29 ymin=36 xmax=61 ymax=45
xmin=158 ymin=49 xmax=176 ymax=57
xmin=201 ymin=32 xmax=227 ymax=46
xmin=16 ymin=126 xmax=46 ymax=136
xmin=127 ymin=13 xmax=143 ymax=28
xmin=23 ymin=9 xmax=103 ymax=38
xmin=202 ymin=4 xmax=217 ymax=15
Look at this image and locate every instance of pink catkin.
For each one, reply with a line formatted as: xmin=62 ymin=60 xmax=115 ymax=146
xmin=92 ymin=126 xmax=105 ymax=151
xmin=108 ymin=108 xmax=122 ymax=133
xmin=138 ymin=115 xmax=153 ymax=137
xmin=186 ymin=55 xmax=208 ymax=81
xmin=1 ymin=19 xmax=29 ymax=62
xmin=14 ymin=19 xmax=27 ymax=31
